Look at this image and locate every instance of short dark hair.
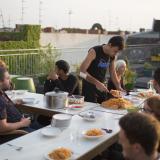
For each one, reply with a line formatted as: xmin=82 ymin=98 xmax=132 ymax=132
xmin=153 ymin=67 xmax=160 ymax=86
xmin=108 ymin=36 xmax=124 ymax=50
xmin=119 ymin=112 xmax=160 ymax=156
xmin=55 ymin=60 xmax=70 ymax=73
xmin=0 ymin=67 xmax=7 ymax=81
xmin=146 ymin=95 xmax=160 ymax=121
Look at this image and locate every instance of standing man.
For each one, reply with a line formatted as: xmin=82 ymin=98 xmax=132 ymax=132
xmin=80 ymin=36 xmax=124 ymax=103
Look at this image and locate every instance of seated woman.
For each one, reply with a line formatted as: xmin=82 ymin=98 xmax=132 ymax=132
xmin=44 ymin=60 xmax=80 ymax=95
xmin=107 ymin=59 xmax=126 ymax=91
xmin=107 ymin=60 xmax=126 ymax=99
xmin=0 ymin=67 xmax=41 ymax=143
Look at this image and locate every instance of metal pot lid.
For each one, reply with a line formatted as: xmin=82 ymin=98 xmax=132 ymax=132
xmin=45 ymin=91 xmax=68 ymax=96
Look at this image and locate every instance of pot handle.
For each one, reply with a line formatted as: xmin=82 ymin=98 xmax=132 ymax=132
xmin=54 ymin=87 xmax=60 ymax=93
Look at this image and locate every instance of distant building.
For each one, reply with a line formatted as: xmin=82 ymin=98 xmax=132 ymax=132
xmin=0 ymin=27 xmax=14 ymax=32
xmin=42 ymin=27 xmax=55 ymax=33
xmin=126 ymin=31 xmax=160 ymax=45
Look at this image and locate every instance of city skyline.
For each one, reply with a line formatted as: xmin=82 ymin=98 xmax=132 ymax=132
xmin=0 ymin=0 xmax=160 ymax=31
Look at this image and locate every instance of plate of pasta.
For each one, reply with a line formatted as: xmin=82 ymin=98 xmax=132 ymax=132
xmin=44 ymin=147 xmax=75 ymax=160
xmin=82 ymin=128 xmax=106 ymax=139
xmin=101 ymin=98 xmax=133 ymax=110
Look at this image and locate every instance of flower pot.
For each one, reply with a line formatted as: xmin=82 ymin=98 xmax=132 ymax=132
xmin=125 ymin=83 xmax=135 ymax=91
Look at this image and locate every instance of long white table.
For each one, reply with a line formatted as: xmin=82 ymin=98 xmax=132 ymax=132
xmin=14 ymin=92 xmax=99 ymax=116
xmin=0 ymin=111 xmax=123 ymax=160
xmin=1 ymin=91 xmax=145 ymax=159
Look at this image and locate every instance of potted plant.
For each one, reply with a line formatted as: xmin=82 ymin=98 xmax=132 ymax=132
xmin=124 ymin=67 xmax=137 ymax=91
xmin=38 ymin=44 xmax=61 ymax=85
xmin=124 ymin=57 xmax=137 ymax=91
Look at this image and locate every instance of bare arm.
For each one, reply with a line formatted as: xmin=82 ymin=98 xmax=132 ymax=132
xmin=0 ymin=118 xmax=31 ymax=133
xmin=109 ymin=59 xmax=123 ymax=91
xmin=80 ymin=49 xmax=109 ymax=92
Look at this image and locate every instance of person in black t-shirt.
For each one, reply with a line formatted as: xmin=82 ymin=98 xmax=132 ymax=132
xmin=80 ymin=36 xmax=124 ymax=103
xmin=0 ymin=67 xmax=32 ymax=134
xmin=39 ymin=60 xmax=80 ymax=126
xmin=44 ymin=60 xmax=80 ymax=95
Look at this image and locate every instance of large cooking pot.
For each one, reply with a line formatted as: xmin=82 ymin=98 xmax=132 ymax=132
xmin=45 ymin=91 xmax=68 ymax=109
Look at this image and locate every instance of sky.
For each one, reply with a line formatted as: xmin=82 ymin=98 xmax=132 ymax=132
xmin=0 ymin=0 xmax=160 ymax=31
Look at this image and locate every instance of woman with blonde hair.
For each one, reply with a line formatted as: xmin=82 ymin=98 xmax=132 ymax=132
xmin=108 ymin=59 xmax=126 ymax=91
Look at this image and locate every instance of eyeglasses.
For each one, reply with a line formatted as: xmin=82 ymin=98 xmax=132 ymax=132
xmin=140 ymin=107 xmax=153 ymax=113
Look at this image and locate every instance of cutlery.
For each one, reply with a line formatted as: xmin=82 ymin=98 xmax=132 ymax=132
xmin=7 ymin=143 xmax=23 ymax=151
xmin=101 ymin=128 xmax=113 ymax=133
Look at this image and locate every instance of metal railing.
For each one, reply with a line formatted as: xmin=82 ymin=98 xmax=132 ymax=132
xmin=0 ymin=47 xmax=88 ymax=76
xmin=0 ymin=44 xmax=159 ymax=77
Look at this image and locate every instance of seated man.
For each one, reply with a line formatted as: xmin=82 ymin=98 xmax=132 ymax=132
xmin=153 ymin=67 xmax=160 ymax=94
xmin=44 ymin=60 xmax=80 ymax=95
xmin=0 ymin=67 xmax=30 ymax=142
xmin=119 ymin=112 xmax=160 ymax=160
xmin=0 ymin=67 xmax=41 ymax=143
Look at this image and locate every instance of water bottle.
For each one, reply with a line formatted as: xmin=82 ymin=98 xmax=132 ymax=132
xmin=148 ymin=80 xmax=156 ymax=94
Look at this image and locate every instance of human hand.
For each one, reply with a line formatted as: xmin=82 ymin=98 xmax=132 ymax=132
xmin=47 ymin=70 xmax=58 ymax=80
xmin=95 ymin=82 xmax=109 ymax=93
xmin=15 ymin=99 xmax=23 ymax=105
xmin=20 ymin=117 xmax=31 ymax=127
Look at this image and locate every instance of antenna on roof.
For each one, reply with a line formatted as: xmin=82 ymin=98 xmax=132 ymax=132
xmin=0 ymin=9 xmax=5 ymax=29
xmin=21 ymin=0 xmax=25 ymax=24
xmin=68 ymin=9 xmax=73 ymax=28
xmin=39 ymin=0 xmax=43 ymax=25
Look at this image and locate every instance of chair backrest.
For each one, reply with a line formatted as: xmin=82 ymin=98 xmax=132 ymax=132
xmin=15 ymin=77 xmax=36 ymax=93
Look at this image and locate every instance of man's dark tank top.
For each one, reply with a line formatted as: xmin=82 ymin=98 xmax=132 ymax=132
xmin=87 ymin=45 xmax=112 ymax=82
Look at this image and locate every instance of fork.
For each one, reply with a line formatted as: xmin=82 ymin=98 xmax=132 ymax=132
xmin=101 ymin=128 xmax=113 ymax=133
xmin=7 ymin=143 xmax=23 ymax=151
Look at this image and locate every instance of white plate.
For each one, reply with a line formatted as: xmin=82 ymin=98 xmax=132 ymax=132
xmin=129 ymin=92 xmax=138 ymax=96
xmin=41 ymin=127 xmax=61 ymax=137
xmin=44 ymin=147 xmax=74 ymax=160
xmin=79 ymin=112 xmax=96 ymax=121
xmin=22 ymin=98 xmax=35 ymax=104
xmin=82 ymin=129 xmax=106 ymax=139
xmin=5 ymin=90 xmax=14 ymax=96
xmin=136 ymin=89 xmax=148 ymax=92
xmin=83 ymin=116 xmax=96 ymax=121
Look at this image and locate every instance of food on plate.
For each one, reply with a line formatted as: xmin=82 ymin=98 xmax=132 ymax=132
xmin=138 ymin=91 xmax=154 ymax=98
xmin=48 ymin=147 xmax=72 ymax=160
xmin=85 ymin=128 xmax=103 ymax=136
xmin=110 ymin=89 xmax=122 ymax=98
xmin=101 ymin=98 xmax=133 ymax=109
